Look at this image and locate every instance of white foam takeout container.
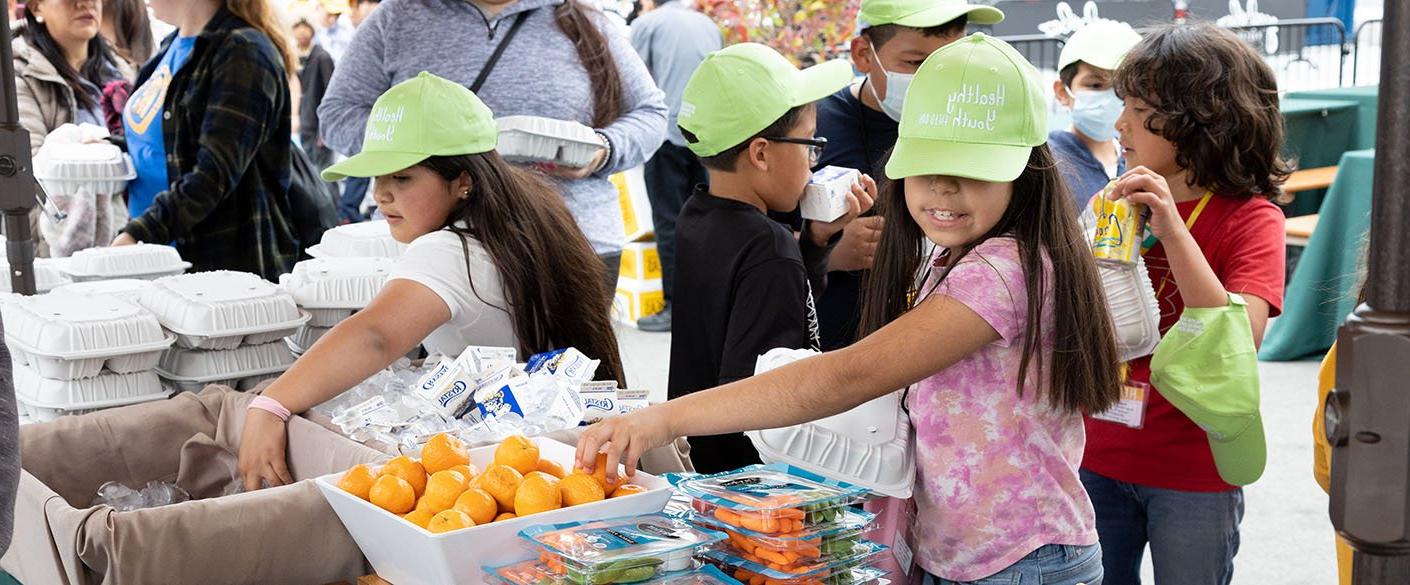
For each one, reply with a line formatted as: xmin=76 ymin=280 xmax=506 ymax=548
xmin=138 ymin=271 xmax=310 ymax=350
xmin=285 ymin=324 xmax=331 ymax=355
xmin=51 ymin=278 xmax=156 ymax=303
xmin=32 ymin=141 xmax=136 ymax=197
xmin=62 ymin=243 xmax=191 ymax=281
xmin=496 ymin=116 xmax=605 ymax=169
xmin=156 ymin=341 xmax=297 ymax=393
xmin=1099 ymin=258 xmax=1162 ymax=363
xmin=4 ymin=292 xmax=175 ymax=380
xmin=746 ymin=348 xmax=915 ymax=499
xmin=306 ymin=220 xmax=406 ymax=259
xmin=13 ymin=363 xmax=168 ymax=421
xmin=280 ymin=256 xmax=395 ymax=326
xmin=0 ymin=258 xmax=73 ymax=293
xmin=317 ymin=436 xmax=674 ymax=585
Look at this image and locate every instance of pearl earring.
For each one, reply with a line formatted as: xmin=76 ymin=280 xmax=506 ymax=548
xmin=34 ymin=15 xmax=44 ymax=23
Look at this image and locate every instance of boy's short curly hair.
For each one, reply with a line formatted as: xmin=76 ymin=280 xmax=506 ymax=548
xmin=1114 ymin=24 xmax=1293 ymax=199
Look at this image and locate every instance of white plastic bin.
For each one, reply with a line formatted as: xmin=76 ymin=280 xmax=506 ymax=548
xmin=316 ymin=437 xmax=673 ymax=585
xmin=62 ymin=243 xmax=190 ymax=281
xmin=3 ymin=292 xmax=174 ymax=380
xmin=138 ymin=271 xmax=309 ymax=350
xmin=496 ymin=116 xmax=605 ymax=168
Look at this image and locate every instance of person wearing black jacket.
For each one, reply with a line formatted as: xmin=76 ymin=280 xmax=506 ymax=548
xmin=293 ymin=19 xmax=334 ymax=169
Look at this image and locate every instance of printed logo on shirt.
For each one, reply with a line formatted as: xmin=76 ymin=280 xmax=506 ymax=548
xmin=125 ymin=67 xmax=172 ymax=136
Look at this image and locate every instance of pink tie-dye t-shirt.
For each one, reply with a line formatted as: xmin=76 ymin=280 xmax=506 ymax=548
xmin=908 ymin=237 xmax=1097 ymax=581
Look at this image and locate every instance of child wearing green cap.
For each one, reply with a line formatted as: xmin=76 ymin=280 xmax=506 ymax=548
xmin=1079 ymin=24 xmax=1288 ymax=585
xmin=576 ymin=34 xmax=1124 ymax=584
xmin=1048 ymin=20 xmax=1141 ymax=212
xmin=236 ymin=73 xmax=625 ymax=491
xmin=804 ymin=0 xmax=1003 ymax=351
xmin=665 ymin=42 xmax=875 ymax=474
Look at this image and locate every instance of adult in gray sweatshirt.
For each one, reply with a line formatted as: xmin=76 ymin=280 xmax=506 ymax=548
xmin=318 ymin=0 xmax=668 ymax=275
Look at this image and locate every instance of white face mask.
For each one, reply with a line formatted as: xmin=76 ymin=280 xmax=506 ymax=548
xmin=1068 ymin=89 xmax=1124 ymax=142
xmin=866 ymin=43 xmax=912 ymax=122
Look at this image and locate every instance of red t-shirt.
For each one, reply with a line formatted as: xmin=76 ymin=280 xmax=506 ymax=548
xmin=1083 ymin=194 xmax=1286 ymax=492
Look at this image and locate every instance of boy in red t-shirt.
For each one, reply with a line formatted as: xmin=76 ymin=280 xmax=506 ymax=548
xmin=1080 ymin=24 xmax=1289 ymax=585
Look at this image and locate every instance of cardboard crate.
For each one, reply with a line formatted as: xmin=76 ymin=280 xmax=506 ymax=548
xmin=612 ymin=166 xmax=654 ymax=242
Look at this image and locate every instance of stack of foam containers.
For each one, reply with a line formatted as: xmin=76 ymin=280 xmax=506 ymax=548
xmin=496 ymin=116 xmax=605 ymax=168
xmin=61 ymin=243 xmax=191 ymax=281
xmin=138 ymin=271 xmax=308 ymax=393
xmin=279 ymin=256 xmax=395 ymax=355
xmin=0 ymin=258 xmax=73 ymax=294
xmin=4 ymin=292 xmax=174 ymax=422
xmin=305 ymin=220 xmax=406 ymax=259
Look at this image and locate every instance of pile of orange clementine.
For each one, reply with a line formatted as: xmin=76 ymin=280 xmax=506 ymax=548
xmin=337 ymin=433 xmax=647 ymax=534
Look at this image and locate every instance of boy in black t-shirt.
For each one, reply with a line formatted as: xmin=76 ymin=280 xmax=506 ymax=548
xmin=669 ymin=43 xmax=875 ymax=473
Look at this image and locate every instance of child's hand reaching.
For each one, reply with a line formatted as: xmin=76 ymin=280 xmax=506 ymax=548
xmin=1109 ymin=166 xmax=1188 ymax=244
xmin=806 ymin=173 xmax=877 ymax=247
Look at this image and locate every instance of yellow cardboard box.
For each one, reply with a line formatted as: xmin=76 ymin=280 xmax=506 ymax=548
xmin=619 ymin=242 xmax=662 ymax=281
xmin=612 ymin=167 xmax=654 ymax=242
xmin=612 ymin=278 xmax=664 ymax=326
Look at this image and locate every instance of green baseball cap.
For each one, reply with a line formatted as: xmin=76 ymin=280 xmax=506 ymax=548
xmin=677 ymin=43 xmax=852 ymax=158
xmin=885 ymin=33 xmax=1047 ymax=183
xmin=1150 ymin=294 xmax=1267 ymax=486
xmin=322 ymin=72 xmax=499 ymax=181
xmin=1058 ymin=20 xmax=1143 ymax=72
xmin=858 ymin=0 xmax=1004 ymax=29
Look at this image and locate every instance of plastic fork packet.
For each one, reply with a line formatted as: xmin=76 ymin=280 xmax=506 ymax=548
xmin=801 ymin=166 xmax=860 ymax=222
xmin=526 ymin=347 xmax=600 ymax=384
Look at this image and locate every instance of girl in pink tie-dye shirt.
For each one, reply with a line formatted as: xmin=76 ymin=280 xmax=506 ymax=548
xmin=577 ymin=33 xmax=1123 ymax=584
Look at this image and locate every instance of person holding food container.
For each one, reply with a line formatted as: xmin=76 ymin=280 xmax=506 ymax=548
xmin=317 ymin=0 xmax=668 ymax=295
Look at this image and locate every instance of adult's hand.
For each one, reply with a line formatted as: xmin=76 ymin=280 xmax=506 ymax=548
xmin=827 ymin=216 xmax=884 ymax=272
xmin=111 ymin=232 xmax=137 ymax=246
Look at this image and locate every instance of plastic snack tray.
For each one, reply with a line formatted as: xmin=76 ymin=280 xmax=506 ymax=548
xmin=519 ymin=514 xmax=727 ymax=584
xmin=677 ymin=464 xmax=872 ymax=535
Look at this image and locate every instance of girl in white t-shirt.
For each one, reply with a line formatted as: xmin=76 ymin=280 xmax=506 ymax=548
xmin=237 ymin=72 xmax=624 ymax=491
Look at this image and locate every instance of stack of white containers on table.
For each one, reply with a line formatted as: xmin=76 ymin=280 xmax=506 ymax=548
xmin=0 ymin=258 xmax=73 ymax=294
xmin=139 ymin=271 xmax=308 ymax=393
xmin=60 ymin=243 xmax=190 ymax=282
xmin=306 ymin=220 xmax=406 ymax=259
xmin=31 ymin=130 xmax=135 ymax=258
xmin=4 ymin=292 xmax=174 ymax=422
xmin=279 ymin=256 xmax=394 ymax=354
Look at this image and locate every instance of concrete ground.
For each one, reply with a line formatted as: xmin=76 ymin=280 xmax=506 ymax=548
xmin=614 ymin=323 xmax=1336 ymax=584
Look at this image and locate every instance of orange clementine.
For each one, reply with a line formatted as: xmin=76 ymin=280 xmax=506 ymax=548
xmin=420 ymin=470 xmax=468 ymax=513
xmin=337 ymin=464 xmax=378 ymax=501
xmin=453 ymin=488 xmax=499 ymax=526
xmin=515 ymin=471 xmax=563 ymax=517
xmin=494 ymin=435 xmax=540 ymax=475
xmin=536 ymin=458 xmax=567 ymax=479
xmin=380 ymin=455 xmax=428 ymax=497
xmin=479 ymin=464 xmax=525 ymax=512
xmin=369 ymin=475 xmax=416 ymax=514
xmin=559 ymin=473 xmax=605 ymax=507
xmin=421 ymin=433 xmax=471 ymax=475
xmin=450 ymin=463 xmax=479 ymax=484
xmin=574 ymin=452 xmax=624 ymax=493
xmin=494 ymin=512 xmax=517 ymax=522
xmin=404 ymin=508 xmax=435 ymax=529
xmin=427 ymin=509 xmax=474 ymax=534
xmin=610 ymin=484 xmax=649 ymax=498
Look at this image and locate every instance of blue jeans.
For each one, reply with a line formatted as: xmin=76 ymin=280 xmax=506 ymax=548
xmin=1079 ymin=470 xmax=1244 ymax=585
xmin=338 ymin=176 xmax=369 ymax=223
xmin=924 ymin=543 xmax=1103 ymax=585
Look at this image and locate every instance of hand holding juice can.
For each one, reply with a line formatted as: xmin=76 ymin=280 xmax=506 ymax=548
xmin=1091 ymin=183 xmax=1149 ymax=265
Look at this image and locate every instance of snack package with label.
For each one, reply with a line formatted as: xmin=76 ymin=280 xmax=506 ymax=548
xmin=519 ymin=513 xmax=728 ymax=584
xmin=678 ymin=464 xmax=872 ymax=535
xmin=579 ymin=381 xmax=620 ymax=424
xmin=526 ymin=348 xmax=601 ymax=384
xmin=1090 ymin=183 xmax=1149 ymax=267
xmin=699 ymin=539 xmax=887 ymax=584
xmin=487 ymin=560 xmax=741 ymax=585
xmin=722 ymin=564 xmax=889 ymax=585
xmin=800 ymin=166 xmax=860 ymax=223
xmin=692 ymin=508 xmax=875 ymax=569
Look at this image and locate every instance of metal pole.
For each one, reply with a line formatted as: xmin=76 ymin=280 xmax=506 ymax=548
xmin=0 ymin=9 xmax=37 ymax=296
xmin=1326 ymin=0 xmax=1410 ymax=582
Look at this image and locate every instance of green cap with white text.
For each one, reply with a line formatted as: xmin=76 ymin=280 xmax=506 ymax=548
xmin=857 ymin=0 xmax=1004 ymax=29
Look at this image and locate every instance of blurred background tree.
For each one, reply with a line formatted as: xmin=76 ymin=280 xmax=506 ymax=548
xmin=697 ymin=0 xmax=861 ymax=65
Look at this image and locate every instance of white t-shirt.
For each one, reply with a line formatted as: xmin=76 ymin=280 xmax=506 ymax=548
xmin=387 ymin=229 xmax=518 ymax=357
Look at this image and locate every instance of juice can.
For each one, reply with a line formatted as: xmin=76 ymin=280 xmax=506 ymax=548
xmin=1091 ymin=186 xmax=1148 ymax=265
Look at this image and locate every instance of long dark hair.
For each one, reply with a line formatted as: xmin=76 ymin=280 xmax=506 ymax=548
xmin=102 ymin=0 xmax=154 ymax=65
xmin=860 ymin=145 xmax=1122 ymax=414
xmin=420 ymin=152 xmax=626 ymax=385
xmin=554 ymin=0 xmax=623 ymax=128
xmin=21 ymin=5 xmax=120 ymax=110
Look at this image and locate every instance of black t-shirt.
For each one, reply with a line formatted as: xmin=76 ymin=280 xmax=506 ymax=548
xmin=811 ymin=84 xmax=899 ymax=350
xmin=669 ymin=186 xmax=831 ymax=473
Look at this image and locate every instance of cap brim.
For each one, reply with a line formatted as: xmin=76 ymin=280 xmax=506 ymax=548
xmin=893 ymin=4 xmax=1005 ymax=27
xmin=790 ymin=60 xmax=855 ymax=108
xmin=321 ymin=150 xmax=430 ymax=182
xmin=886 ymin=137 xmax=1032 ymax=182
xmin=1208 ymin=413 xmax=1267 ymax=486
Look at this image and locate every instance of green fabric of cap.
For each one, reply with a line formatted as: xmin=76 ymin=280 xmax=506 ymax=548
xmin=885 ymin=33 xmax=1048 ymax=183
xmin=677 ymin=43 xmax=852 ymax=158
xmin=857 ymin=0 xmax=1004 ymax=28
xmin=322 ymin=72 xmax=499 ymax=181
xmin=1151 ymin=293 xmax=1267 ymax=486
xmin=1058 ymin=20 xmax=1143 ymax=72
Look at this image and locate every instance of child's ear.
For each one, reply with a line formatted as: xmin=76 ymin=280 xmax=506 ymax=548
xmin=746 ymin=137 xmax=771 ymax=172
xmin=850 ymin=37 xmax=875 ymax=75
xmin=1053 ymin=80 xmax=1074 ymax=108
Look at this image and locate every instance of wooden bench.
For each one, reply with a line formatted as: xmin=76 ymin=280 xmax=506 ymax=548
xmin=1286 ymin=214 xmax=1319 ymax=247
xmin=1277 ymin=165 xmax=1339 ymax=204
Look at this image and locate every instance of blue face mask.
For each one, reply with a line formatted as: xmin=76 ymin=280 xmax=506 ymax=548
xmin=1069 ymin=89 xmax=1123 ymax=142
xmin=866 ymin=41 xmax=912 ymax=122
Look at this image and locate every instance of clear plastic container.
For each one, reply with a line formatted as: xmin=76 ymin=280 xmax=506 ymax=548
xmin=138 ymin=271 xmax=309 ymax=349
xmin=487 ymin=561 xmax=741 ymax=585
xmin=3 ymin=292 xmax=174 ymax=380
xmin=156 ymin=341 xmax=296 ymax=392
xmin=32 ymin=141 xmax=136 ymax=197
xmin=0 ymin=258 xmax=73 ymax=293
xmin=305 ymin=220 xmax=406 ymax=259
xmin=519 ymin=514 xmax=727 ymax=584
xmin=678 ymin=464 xmax=871 ymax=535
xmin=722 ymin=564 xmax=888 ymax=585
xmin=496 ymin=116 xmax=605 ymax=168
xmin=51 ymin=278 xmax=155 ymax=302
xmin=691 ymin=509 xmax=874 ymax=568
xmin=699 ymin=539 xmax=887 ymax=584
xmin=13 ymin=363 xmax=167 ymax=415
xmin=62 ymin=243 xmax=190 ymax=281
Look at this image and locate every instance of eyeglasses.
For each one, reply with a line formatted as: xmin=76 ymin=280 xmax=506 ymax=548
xmin=762 ymin=136 xmax=827 ymax=165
